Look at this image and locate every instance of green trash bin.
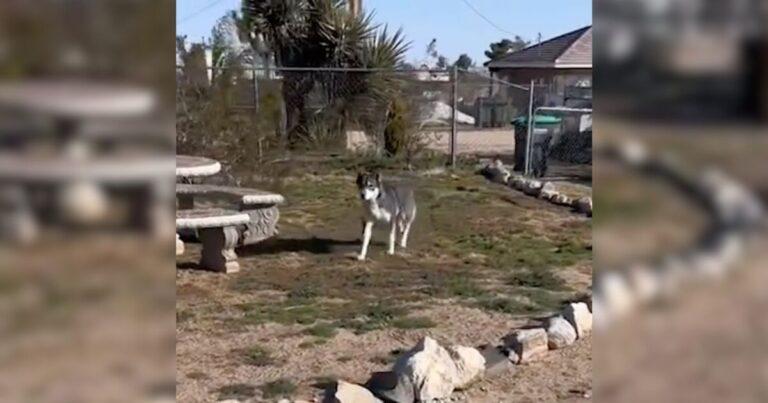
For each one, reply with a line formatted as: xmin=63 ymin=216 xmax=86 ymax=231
xmin=512 ymin=115 xmax=562 ymax=175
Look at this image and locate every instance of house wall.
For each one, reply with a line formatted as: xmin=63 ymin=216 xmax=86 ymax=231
xmin=493 ymin=68 xmax=592 ymax=93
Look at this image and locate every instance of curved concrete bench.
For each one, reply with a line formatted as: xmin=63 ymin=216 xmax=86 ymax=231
xmin=176 ymin=208 xmax=250 ymax=273
xmin=176 ymin=184 xmax=284 ymax=246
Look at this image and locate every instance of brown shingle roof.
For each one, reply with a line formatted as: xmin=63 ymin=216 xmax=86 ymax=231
xmin=486 ymin=26 xmax=592 ymax=69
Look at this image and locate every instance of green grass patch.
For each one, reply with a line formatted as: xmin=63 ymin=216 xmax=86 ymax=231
xmin=303 ymin=323 xmax=338 ymax=339
xmin=216 ymin=383 xmax=256 ymax=400
xmin=391 ymin=316 xmax=436 ymax=329
xmin=452 ymin=232 xmax=589 ymax=270
xmin=506 ymin=268 xmax=569 ymax=291
xmin=477 ymin=297 xmax=538 ymax=315
xmin=240 ymin=345 xmax=275 ymax=367
xmin=260 ymin=378 xmax=297 ymax=399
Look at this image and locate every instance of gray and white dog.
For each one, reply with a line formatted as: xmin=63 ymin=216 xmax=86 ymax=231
xmin=356 ymin=172 xmax=416 ymax=260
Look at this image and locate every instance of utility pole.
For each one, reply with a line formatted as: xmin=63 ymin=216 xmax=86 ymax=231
xmin=349 ymin=0 xmax=361 ymax=16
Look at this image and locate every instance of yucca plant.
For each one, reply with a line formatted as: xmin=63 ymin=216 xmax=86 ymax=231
xmin=241 ymin=0 xmax=410 ymax=148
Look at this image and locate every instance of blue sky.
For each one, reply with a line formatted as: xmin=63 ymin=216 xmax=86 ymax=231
xmin=177 ymin=0 xmax=591 ymax=64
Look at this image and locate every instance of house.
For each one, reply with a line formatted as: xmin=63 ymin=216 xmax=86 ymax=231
xmin=486 ymin=26 xmax=592 ymax=107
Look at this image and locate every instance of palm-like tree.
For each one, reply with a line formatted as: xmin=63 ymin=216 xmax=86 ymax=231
xmin=241 ymin=0 xmax=410 ymax=146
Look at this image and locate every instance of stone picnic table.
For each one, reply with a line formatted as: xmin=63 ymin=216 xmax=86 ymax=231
xmin=176 ymin=183 xmax=284 ymax=246
xmin=176 ymin=208 xmax=250 ymax=273
xmin=0 ymin=81 xmax=156 ymax=156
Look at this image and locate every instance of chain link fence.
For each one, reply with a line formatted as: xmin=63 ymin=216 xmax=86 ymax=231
xmin=454 ymin=69 xmax=592 ymax=182
xmin=176 ymin=64 xmax=591 ymax=183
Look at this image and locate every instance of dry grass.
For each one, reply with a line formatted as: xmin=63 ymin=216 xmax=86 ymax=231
xmin=176 ymin=167 xmax=592 ymax=401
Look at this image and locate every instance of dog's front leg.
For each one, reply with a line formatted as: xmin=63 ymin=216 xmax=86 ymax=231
xmin=357 ymin=221 xmax=373 ymax=261
xmin=387 ymin=221 xmax=396 ymax=255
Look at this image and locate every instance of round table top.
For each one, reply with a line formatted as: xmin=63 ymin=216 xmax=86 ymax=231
xmin=176 ymin=155 xmax=221 ymax=178
xmin=0 ymin=81 xmax=156 ymax=120
xmin=176 ymin=208 xmax=250 ymax=229
xmin=0 ymin=153 xmax=175 ymax=183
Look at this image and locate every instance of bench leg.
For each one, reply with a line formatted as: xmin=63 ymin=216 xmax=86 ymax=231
xmin=198 ymin=225 xmax=240 ymax=273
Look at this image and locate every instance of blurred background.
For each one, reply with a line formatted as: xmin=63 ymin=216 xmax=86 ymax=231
xmin=0 ymin=1 xmax=175 ymax=402
xmin=594 ymin=0 xmax=768 ymax=401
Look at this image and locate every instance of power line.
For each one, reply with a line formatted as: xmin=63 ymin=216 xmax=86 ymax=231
xmin=178 ymin=0 xmax=226 ymax=25
xmin=457 ymin=0 xmax=514 ymax=35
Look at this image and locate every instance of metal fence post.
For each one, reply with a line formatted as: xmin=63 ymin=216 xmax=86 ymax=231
xmin=450 ymin=65 xmax=458 ymax=167
xmin=252 ymin=66 xmax=259 ymax=113
xmin=525 ymin=79 xmax=535 ymax=176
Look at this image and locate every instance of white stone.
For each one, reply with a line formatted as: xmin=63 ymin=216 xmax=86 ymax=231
xmin=625 ymin=264 xmax=662 ymax=303
xmin=539 ymin=183 xmax=557 ymax=200
xmin=447 ymin=346 xmax=485 ymax=389
xmin=328 ymin=380 xmax=382 ymax=403
xmin=617 ymin=139 xmax=648 ymax=165
xmin=710 ymin=233 xmax=744 ymax=269
xmin=687 ymin=250 xmax=726 ymax=281
xmin=503 ymin=328 xmax=548 ymax=363
xmin=553 ymin=193 xmax=572 ymax=206
xmin=59 ymin=180 xmax=108 ymax=224
xmin=597 ymin=271 xmax=634 ymax=319
xmin=176 ymin=233 xmax=185 ymax=256
xmin=392 ymin=336 xmax=458 ymax=401
xmin=522 ymin=180 xmax=543 ymax=196
xmin=563 ymin=302 xmax=592 ymax=338
xmin=546 ymin=316 xmax=577 ymax=349
xmin=510 ymin=176 xmax=526 ymax=190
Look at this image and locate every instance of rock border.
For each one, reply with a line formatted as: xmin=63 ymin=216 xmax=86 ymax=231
xmin=590 ymin=140 xmax=764 ymax=327
xmin=478 ymin=159 xmax=592 ymax=217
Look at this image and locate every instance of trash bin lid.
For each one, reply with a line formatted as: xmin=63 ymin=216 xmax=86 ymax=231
xmin=512 ymin=115 xmax=562 ymax=126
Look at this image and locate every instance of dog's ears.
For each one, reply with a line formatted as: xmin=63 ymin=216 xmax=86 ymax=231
xmin=374 ymin=172 xmax=382 ymax=183
xmin=356 ymin=172 xmax=364 ymax=187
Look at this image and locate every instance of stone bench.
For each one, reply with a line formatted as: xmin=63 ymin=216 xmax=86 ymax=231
xmin=176 ymin=208 xmax=250 ymax=273
xmin=176 ymin=184 xmax=284 ymax=246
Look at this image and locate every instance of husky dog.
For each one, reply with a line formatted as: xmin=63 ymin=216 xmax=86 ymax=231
xmin=356 ymin=172 xmax=416 ymax=260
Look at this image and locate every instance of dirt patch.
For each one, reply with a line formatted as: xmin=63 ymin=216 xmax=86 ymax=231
xmin=177 ymin=169 xmax=592 ymax=401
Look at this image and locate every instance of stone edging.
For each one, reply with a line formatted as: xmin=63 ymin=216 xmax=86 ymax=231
xmin=478 ymin=160 xmax=593 ymax=217
xmin=591 ymin=140 xmax=764 ymax=328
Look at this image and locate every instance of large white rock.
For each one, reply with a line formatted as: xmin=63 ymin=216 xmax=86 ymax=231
xmin=392 ymin=336 xmax=459 ymax=401
xmin=447 ymin=346 xmax=485 ymax=389
xmin=503 ymin=328 xmax=548 ymax=363
xmin=596 ymin=271 xmax=635 ymax=319
xmin=563 ymin=302 xmax=592 ymax=338
xmin=326 ymin=380 xmax=382 ymax=403
xmin=545 ymin=316 xmax=577 ymax=349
